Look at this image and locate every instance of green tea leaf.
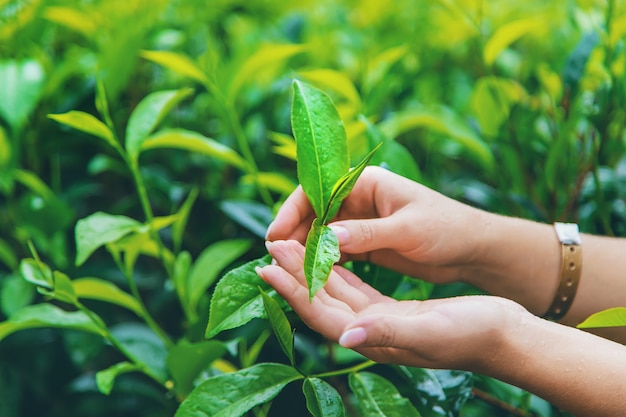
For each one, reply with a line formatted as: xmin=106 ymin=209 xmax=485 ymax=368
xmin=349 ymin=372 xmax=422 ymax=417
xmin=292 ymin=80 xmax=349 ymax=218
xmin=0 ymin=59 xmax=45 ymax=132
xmin=379 ymin=106 xmax=494 ymax=172
xmin=577 ymin=307 xmax=626 ymax=329
xmin=175 ymin=363 xmax=303 ymax=417
xmin=297 ymin=69 xmax=361 ymax=108
xmin=140 ymin=50 xmax=209 ymax=86
xmin=48 ymin=111 xmax=118 ymax=150
xmin=304 ymin=219 xmax=341 ymax=301
xmin=206 ymin=256 xmax=286 ymax=338
xmin=260 ymin=288 xmax=295 ymax=366
xmin=96 ymin=362 xmax=141 ymax=395
xmin=303 ymin=378 xmax=346 ymax=417
xmin=228 ymin=44 xmax=306 ymax=101
xmin=172 ymin=188 xmax=199 ymax=254
xmin=1 ymin=274 xmax=35 ymax=317
xmin=167 ymin=341 xmax=228 ymax=398
xmin=187 ymin=239 xmax=252 ymax=322
xmin=361 ymin=115 xmax=421 ymax=182
xmin=0 ymin=125 xmax=11 ymax=169
xmin=19 ymin=258 xmax=53 ymax=289
xmin=73 ymin=278 xmax=142 ymax=315
xmin=0 ymin=304 xmax=103 ymax=342
xmin=141 ymin=129 xmax=248 ymax=171
xmin=324 ymin=142 xmax=383 ymax=223
xmin=111 ymin=322 xmax=168 ymax=383
xmin=125 ymin=88 xmax=194 ymax=161
xmin=483 ymin=18 xmax=537 ymax=66
xmin=75 ymin=212 xmax=142 ymax=266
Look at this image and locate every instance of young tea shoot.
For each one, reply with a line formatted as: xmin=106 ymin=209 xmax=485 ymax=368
xmin=291 ymin=80 xmax=381 ymax=300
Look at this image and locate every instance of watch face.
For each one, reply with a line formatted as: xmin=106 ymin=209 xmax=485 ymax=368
xmin=554 ymin=222 xmax=582 ymax=245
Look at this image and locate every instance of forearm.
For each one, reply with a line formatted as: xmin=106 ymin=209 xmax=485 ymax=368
xmin=467 ymin=213 xmax=626 ymax=336
xmin=480 ymin=314 xmax=626 ymax=416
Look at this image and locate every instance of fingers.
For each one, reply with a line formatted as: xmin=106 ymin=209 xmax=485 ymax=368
xmin=265 ymin=240 xmax=374 ymax=312
xmin=328 ymin=214 xmax=409 ymax=255
xmin=266 ymin=186 xmax=315 ymax=242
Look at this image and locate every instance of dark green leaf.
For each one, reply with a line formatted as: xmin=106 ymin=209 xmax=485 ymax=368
xmin=349 ymin=372 xmax=422 ymax=417
xmin=303 ymin=378 xmax=346 ymax=417
xmin=96 ymin=362 xmax=141 ymax=395
xmin=292 ymin=80 xmax=349 ymax=218
xmin=111 ymin=322 xmax=168 ymax=383
xmin=73 ymin=278 xmax=142 ymax=315
xmin=175 ymin=363 xmax=303 ymax=417
xmin=167 ymin=341 xmax=227 ymax=398
xmin=324 ymin=142 xmax=382 ymax=223
xmin=125 ymin=88 xmax=194 ymax=161
xmin=74 ymin=212 xmax=142 ymax=266
xmin=260 ymin=288 xmax=295 ymax=365
xmin=304 ymin=219 xmax=341 ymax=301
xmin=220 ymin=199 xmax=274 ymax=239
xmin=361 ymin=115 xmax=421 ymax=182
xmin=206 ymin=256 xmax=286 ymax=338
xmin=0 ymin=304 xmax=103 ymax=342
xmin=187 ymin=239 xmax=252 ymax=322
xmin=0 ymin=273 xmax=35 ymax=317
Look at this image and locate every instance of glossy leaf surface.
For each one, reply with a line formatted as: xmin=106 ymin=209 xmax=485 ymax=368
xmin=175 ymin=363 xmax=302 ymax=417
xmin=186 ymin=239 xmax=252 ymax=322
xmin=303 ymin=378 xmax=346 ymax=417
xmin=96 ymin=362 xmax=141 ymax=395
xmin=0 ymin=304 xmax=103 ymax=342
xmin=205 ymin=256 xmax=286 ymax=338
xmin=260 ymin=288 xmax=294 ymax=365
xmin=578 ymin=307 xmax=626 ymax=328
xmin=73 ymin=278 xmax=142 ymax=315
xmin=74 ymin=212 xmax=142 ymax=266
xmin=125 ymin=88 xmax=194 ymax=161
xmin=292 ymin=80 xmax=349 ymax=218
xmin=304 ymin=219 xmax=341 ymax=300
xmin=349 ymin=372 xmax=422 ymax=417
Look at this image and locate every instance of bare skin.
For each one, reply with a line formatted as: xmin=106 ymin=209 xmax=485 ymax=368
xmin=259 ymin=166 xmax=626 ymax=415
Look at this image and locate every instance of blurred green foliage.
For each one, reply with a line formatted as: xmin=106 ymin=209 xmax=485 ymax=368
xmin=0 ymin=0 xmax=625 ymax=415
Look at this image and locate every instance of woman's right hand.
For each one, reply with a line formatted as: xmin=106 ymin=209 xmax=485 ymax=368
xmin=266 ymin=166 xmax=492 ymax=283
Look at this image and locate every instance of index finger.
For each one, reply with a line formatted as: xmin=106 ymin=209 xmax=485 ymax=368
xmin=266 ymin=185 xmax=315 ymax=242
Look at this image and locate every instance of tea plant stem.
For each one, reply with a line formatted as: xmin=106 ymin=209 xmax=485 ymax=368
xmin=110 ymin=249 xmax=174 ymax=348
xmin=311 ymin=360 xmax=376 ymax=379
xmin=207 ymin=83 xmax=273 ymax=207
xmin=74 ymin=300 xmax=166 ymax=386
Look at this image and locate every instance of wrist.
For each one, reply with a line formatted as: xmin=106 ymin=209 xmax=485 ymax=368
xmin=462 ymin=214 xmax=561 ymax=315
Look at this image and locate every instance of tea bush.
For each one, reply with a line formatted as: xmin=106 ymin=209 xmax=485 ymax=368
xmin=1 ymin=0 xmax=624 ymax=416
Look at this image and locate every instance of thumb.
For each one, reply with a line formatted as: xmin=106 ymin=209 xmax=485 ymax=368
xmin=338 ymin=315 xmax=423 ymax=349
xmin=328 ymin=217 xmax=402 ymax=254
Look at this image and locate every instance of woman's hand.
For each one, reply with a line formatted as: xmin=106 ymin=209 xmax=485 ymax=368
xmin=266 ymin=166 xmax=491 ymax=283
xmin=256 ymin=239 xmax=528 ymax=371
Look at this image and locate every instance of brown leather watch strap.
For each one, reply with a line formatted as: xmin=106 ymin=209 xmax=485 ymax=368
xmin=544 ymin=223 xmax=583 ymax=321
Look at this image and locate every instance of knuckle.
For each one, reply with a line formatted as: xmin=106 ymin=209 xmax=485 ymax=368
xmin=359 ymin=222 xmax=374 ymax=244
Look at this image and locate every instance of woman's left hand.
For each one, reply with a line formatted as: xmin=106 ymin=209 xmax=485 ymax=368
xmin=256 ymin=240 xmax=529 ymax=372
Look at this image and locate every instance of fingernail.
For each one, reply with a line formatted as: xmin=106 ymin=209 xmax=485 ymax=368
xmin=265 ymin=221 xmax=274 ymax=240
xmin=329 ymin=225 xmax=349 ymax=245
xmin=255 ymin=266 xmax=265 ymax=279
xmin=339 ymin=327 xmax=367 ymax=348
xmin=265 ymin=240 xmax=273 ymax=252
